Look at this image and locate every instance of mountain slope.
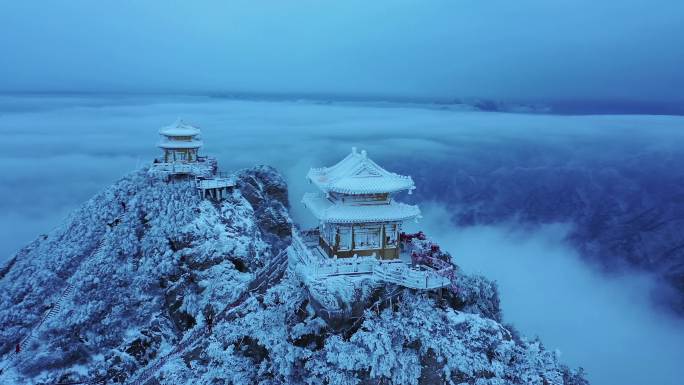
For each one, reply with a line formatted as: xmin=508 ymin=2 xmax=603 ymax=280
xmin=0 ymin=166 xmax=586 ymax=385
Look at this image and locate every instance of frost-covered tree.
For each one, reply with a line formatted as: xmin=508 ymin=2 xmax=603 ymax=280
xmin=0 ymin=166 xmax=585 ymax=385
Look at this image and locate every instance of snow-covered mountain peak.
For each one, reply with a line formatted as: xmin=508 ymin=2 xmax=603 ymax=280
xmin=0 ymin=166 xmax=586 ymax=385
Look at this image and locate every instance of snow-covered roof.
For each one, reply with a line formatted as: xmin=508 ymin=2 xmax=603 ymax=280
xmin=303 ymin=193 xmax=420 ymax=224
xmin=159 ymin=119 xmax=201 ymax=137
xmin=157 ymin=139 xmax=203 ymax=149
xmin=307 ymin=148 xmax=415 ymax=195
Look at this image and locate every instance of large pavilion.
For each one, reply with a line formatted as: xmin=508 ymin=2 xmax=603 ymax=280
xmin=303 ymin=147 xmax=420 ymax=260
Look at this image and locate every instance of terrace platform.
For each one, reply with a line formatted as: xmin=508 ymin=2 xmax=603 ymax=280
xmin=149 ymin=156 xmax=217 ymax=178
xmin=196 ymin=173 xmax=236 ymax=201
xmin=289 ymin=228 xmax=453 ymax=290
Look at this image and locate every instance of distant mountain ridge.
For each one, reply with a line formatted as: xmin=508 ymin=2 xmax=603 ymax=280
xmin=3 ymin=92 xmax=681 ymax=116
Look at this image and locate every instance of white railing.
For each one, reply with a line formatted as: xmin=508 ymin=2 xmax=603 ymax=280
xmin=313 ymin=256 xmax=377 ymax=277
xmin=289 ymin=229 xmax=453 ymax=290
xmin=197 ymin=177 xmax=235 ymax=189
xmin=374 ymin=262 xmax=450 ymax=289
xmin=289 ymin=231 xmax=317 ymax=267
xmin=149 ymin=158 xmax=216 ymax=177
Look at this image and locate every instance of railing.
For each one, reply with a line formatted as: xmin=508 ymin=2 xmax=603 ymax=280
xmin=149 ymin=157 xmax=217 ymax=177
xmin=313 ymin=256 xmax=377 ymax=277
xmin=374 ymin=263 xmax=450 ymax=290
xmin=150 ymin=163 xmax=212 ymax=177
xmin=289 ymin=229 xmax=455 ymax=290
xmin=196 ymin=177 xmax=235 ymax=189
xmin=401 ymin=235 xmax=458 ymax=291
xmin=289 ymin=231 xmax=317 ymax=267
xmin=300 ymin=228 xmax=320 ymax=245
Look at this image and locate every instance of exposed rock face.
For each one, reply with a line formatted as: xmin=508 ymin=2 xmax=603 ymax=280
xmin=0 ymin=166 xmax=585 ymax=385
xmin=235 ymin=165 xmax=292 ymax=251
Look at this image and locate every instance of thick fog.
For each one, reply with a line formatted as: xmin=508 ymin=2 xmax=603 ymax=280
xmin=1 ymin=1 xmax=684 ymax=103
xmin=411 ymin=206 xmax=684 ymax=385
xmin=2 ymin=96 xmax=684 ymax=384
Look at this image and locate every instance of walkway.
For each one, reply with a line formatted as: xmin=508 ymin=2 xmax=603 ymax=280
xmin=125 ymin=249 xmax=288 ymax=385
xmin=0 ymin=235 xmax=108 ymax=381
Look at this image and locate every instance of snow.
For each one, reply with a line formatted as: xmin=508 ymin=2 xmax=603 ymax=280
xmin=289 ymin=228 xmax=455 ymax=303
xmin=149 ymin=160 xmax=215 ymax=177
xmin=302 ymin=193 xmax=420 ymax=223
xmin=197 ymin=177 xmax=235 ymax=189
xmin=159 ymin=119 xmax=201 ymax=137
xmin=157 ymin=139 xmax=203 ymax=149
xmin=0 ymin=162 xmax=584 ymax=385
xmin=0 ymin=166 xmax=291 ymax=384
xmin=174 ymin=274 xmax=579 ymax=385
xmin=307 ymin=148 xmax=415 ymax=195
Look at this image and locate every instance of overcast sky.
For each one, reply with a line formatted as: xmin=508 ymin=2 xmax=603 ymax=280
xmin=1 ymin=0 xmax=683 ymax=102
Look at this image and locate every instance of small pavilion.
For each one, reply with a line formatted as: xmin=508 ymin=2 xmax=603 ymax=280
xmin=158 ymin=119 xmax=203 ymax=163
xmin=150 ymin=119 xmax=216 ymax=178
xmin=303 ymin=147 xmax=420 ymax=260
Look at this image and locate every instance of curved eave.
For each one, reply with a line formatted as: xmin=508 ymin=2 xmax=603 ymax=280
xmin=326 ymin=178 xmax=415 ymax=195
xmin=159 ymin=130 xmax=201 ymax=137
xmin=307 ymin=173 xmax=415 ymax=195
xmin=157 ymin=140 xmax=203 ymax=149
xmin=302 ymin=193 xmax=420 ymax=224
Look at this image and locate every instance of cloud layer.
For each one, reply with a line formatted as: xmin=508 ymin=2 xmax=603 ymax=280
xmin=2 ymin=95 xmax=684 ymax=384
xmin=413 ymin=205 xmax=684 ymax=385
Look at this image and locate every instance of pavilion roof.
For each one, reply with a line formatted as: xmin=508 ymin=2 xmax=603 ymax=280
xmin=303 ymin=193 xmax=420 ymax=224
xmin=157 ymin=139 xmax=203 ymax=149
xmin=159 ymin=119 xmax=201 ymax=137
xmin=307 ymin=148 xmax=415 ymax=195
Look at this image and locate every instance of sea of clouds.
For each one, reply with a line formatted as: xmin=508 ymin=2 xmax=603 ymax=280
xmin=1 ymin=94 xmax=684 ymax=385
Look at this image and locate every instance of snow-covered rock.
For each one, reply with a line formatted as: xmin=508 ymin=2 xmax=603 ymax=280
xmin=0 ymin=166 xmax=586 ymax=385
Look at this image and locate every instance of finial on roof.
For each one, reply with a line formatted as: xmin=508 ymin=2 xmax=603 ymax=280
xmin=352 ymin=147 xmax=357 ymax=155
xmin=361 ymin=150 xmax=367 ymax=159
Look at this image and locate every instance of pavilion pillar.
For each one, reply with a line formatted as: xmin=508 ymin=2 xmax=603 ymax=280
xmin=333 ymin=225 xmax=340 ymax=254
xmin=351 ymin=224 xmax=355 ymax=252
xmin=380 ymin=224 xmax=386 ymax=260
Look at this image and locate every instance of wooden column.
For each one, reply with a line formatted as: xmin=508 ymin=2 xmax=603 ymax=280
xmin=380 ymin=224 xmax=386 ymax=259
xmin=350 ymin=224 xmax=355 ymax=253
xmin=334 ymin=225 xmax=340 ymax=253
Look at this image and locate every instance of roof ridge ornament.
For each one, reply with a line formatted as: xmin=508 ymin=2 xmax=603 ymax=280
xmin=361 ymin=149 xmax=367 ymax=159
xmin=352 ymin=146 xmax=357 ymax=155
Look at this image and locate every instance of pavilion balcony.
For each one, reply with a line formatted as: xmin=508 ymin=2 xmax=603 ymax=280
xmin=197 ymin=174 xmax=235 ymax=189
xmin=149 ymin=157 xmax=217 ymax=177
xmin=289 ymin=228 xmax=454 ymax=290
